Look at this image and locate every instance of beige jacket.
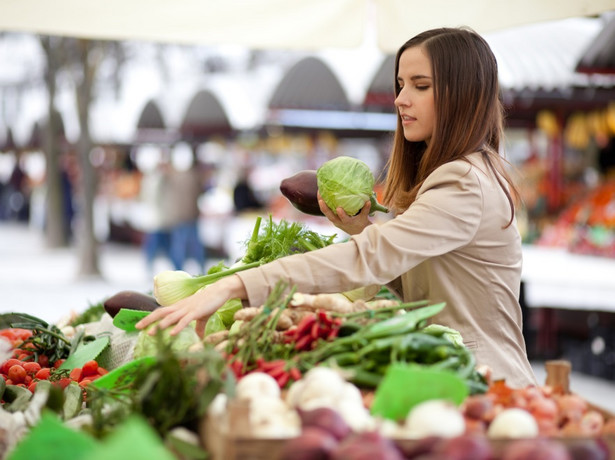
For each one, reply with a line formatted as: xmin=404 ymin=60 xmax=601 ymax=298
xmin=238 ymin=152 xmax=537 ymax=388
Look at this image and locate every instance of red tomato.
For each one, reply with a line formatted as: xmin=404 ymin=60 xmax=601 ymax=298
xmin=28 ymin=381 xmax=37 ymax=393
xmin=81 ymin=360 xmax=99 ymax=377
xmin=78 ymin=379 xmax=92 ymax=388
xmin=35 ymin=367 xmax=51 ymax=380
xmin=97 ymin=367 xmax=109 ymax=376
xmin=1 ymin=358 xmax=22 ymax=375
xmin=69 ymin=368 xmax=83 ymax=382
xmin=8 ymin=365 xmax=27 ymax=384
xmin=53 ymin=359 xmax=65 ymax=369
xmin=22 ymin=362 xmax=41 ymax=375
xmin=37 ymin=355 xmax=50 ymax=368
xmin=56 ymin=378 xmax=71 ymax=389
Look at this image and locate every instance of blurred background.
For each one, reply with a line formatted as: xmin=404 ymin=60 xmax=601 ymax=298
xmin=1 ymin=1 xmax=615 ymax=385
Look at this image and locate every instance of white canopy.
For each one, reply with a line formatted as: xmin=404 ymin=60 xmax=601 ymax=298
xmin=0 ymin=0 xmax=614 ymax=52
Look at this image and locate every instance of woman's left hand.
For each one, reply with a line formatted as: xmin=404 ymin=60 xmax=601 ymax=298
xmin=318 ymin=192 xmax=372 ymax=235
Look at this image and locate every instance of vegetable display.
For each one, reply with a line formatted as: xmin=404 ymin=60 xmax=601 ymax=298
xmin=316 ymin=156 xmax=388 ymax=216
xmin=1 ymin=213 xmax=614 ymax=460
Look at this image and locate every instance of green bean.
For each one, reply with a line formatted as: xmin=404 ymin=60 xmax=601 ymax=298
xmin=362 ymin=302 xmax=445 ymax=340
xmin=346 ymin=367 xmax=382 ymax=387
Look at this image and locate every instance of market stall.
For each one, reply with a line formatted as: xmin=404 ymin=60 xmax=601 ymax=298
xmin=1 ymin=208 xmax=614 ymax=459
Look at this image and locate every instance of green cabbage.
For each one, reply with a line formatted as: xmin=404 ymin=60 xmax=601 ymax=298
xmin=204 ymin=298 xmax=242 ymax=336
xmin=316 ymin=156 xmax=388 ymax=216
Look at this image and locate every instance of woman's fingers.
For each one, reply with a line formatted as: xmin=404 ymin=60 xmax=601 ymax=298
xmin=135 ymin=305 xmax=175 ymax=330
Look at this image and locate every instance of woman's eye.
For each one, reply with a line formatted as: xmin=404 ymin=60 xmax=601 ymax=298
xmin=416 ymin=85 xmax=430 ymax=91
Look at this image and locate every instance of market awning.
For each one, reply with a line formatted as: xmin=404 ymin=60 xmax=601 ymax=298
xmin=268 ymin=57 xmax=350 ymax=111
xmin=0 ymin=0 xmax=614 ymax=53
xmin=576 ymin=13 xmax=615 ymax=74
xmin=134 ymin=100 xmax=179 ymax=144
xmin=180 ymin=90 xmax=232 ymax=139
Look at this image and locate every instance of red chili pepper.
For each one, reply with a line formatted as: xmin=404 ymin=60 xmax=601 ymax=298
xmin=295 ymin=314 xmax=317 ymax=337
xmin=289 ymin=367 xmax=302 ymax=381
xmin=283 ymin=327 xmax=298 ymax=337
xmin=260 ymin=359 xmax=286 ymax=372
xmin=310 ymin=321 xmax=320 ymax=340
xmin=326 ymin=327 xmax=340 ymax=340
xmin=255 ymin=357 xmax=266 ymax=369
xmin=295 ymin=334 xmax=313 ymax=351
xmin=230 ymin=360 xmax=244 ymax=377
xmin=318 ymin=310 xmax=333 ymax=326
xmin=276 ymin=371 xmax=290 ymax=388
xmin=268 ymin=365 xmax=287 ymax=379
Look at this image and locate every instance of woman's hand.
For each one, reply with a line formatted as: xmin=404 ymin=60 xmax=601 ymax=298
xmin=135 ymin=275 xmax=247 ymax=338
xmin=318 ymin=192 xmax=372 ymax=235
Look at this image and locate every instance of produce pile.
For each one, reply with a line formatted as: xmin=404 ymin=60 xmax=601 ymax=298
xmin=0 ymin=212 xmax=614 ymax=460
xmin=537 ymin=180 xmax=615 ymax=258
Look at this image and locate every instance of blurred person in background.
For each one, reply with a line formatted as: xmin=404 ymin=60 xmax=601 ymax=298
xmin=139 ymin=149 xmax=173 ymax=277
xmin=232 ymin=166 xmax=263 ymax=214
xmin=0 ymin=154 xmax=29 ymax=221
xmin=166 ymin=144 xmax=206 ymax=274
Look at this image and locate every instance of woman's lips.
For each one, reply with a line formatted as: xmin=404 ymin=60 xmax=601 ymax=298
xmin=401 ymin=114 xmax=416 ymax=125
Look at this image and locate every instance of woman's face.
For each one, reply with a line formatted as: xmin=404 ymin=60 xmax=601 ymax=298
xmin=394 ymin=46 xmax=435 ymax=143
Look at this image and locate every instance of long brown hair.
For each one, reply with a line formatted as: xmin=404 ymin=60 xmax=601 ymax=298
xmin=382 ymin=27 xmax=519 ymax=227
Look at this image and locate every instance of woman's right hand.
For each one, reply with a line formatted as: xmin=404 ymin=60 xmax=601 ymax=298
xmin=135 ymin=274 xmax=247 ymax=338
xmin=318 ymin=192 xmax=372 ymax=235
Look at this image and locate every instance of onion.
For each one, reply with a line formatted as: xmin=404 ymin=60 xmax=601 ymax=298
xmin=278 ymin=426 xmax=338 ymax=460
xmin=331 ymin=431 xmax=404 ymax=460
xmin=487 ymin=408 xmax=538 ymax=439
xmin=501 ymin=438 xmax=571 ymax=460
xmin=298 ymin=407 xmax=352 ymax=441
xmin=403 ymin=400 xmax=466 ymax=439
xmin=435 ymin=434 xmax=492 ymax=460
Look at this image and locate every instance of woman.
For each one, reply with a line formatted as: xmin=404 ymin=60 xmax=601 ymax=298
xmin=137 ymin=27 xmax=537 ymax=388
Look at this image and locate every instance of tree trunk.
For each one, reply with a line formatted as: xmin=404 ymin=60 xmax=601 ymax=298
xmin=41 ymin=37 xmax=69 ymax=248
xmin=75 ymin=39 xmax=100 ymax=277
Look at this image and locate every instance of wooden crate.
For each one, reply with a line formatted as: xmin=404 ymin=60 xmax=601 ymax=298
xmin=200 ymin=399 xmax=286 ymax=460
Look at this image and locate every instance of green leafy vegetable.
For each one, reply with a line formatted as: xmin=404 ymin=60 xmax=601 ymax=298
xmin=59 ymin=337 xmax=110 ymax=370
xmin=204 ymin=298 xmax=242 ymax=336
xmin=133 ymin=324 xmax=200 ymax=359
xmin=317 ymin=156 xmax=388 ymax=216
xmin=240 ymin=215 xmax=336 ymax=265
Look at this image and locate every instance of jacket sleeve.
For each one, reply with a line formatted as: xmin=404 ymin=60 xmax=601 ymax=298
xmin=237 ymin=160 xmax=484 ymax=307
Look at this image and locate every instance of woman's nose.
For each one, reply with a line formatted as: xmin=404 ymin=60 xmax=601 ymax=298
xmin=395 ymin=88 xmax=410 ymax=108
